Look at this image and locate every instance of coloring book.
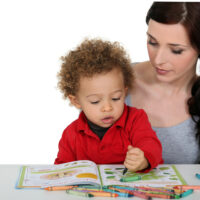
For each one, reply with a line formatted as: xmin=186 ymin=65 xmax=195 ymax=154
xmin=16 ymin=160 xmax=187 ymax=188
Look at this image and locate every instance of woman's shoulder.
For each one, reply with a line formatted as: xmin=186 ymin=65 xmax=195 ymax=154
xmin=132 ymin=61 xmax=152 ymax=81
xmin=131 ymin=61 xmax=154 ymax=92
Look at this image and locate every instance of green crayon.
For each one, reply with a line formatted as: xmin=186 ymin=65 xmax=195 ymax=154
xmin=120 ymin=175 xmax=141 ymax=182
xmin=66 ymin=189 xmax=94 ymax=197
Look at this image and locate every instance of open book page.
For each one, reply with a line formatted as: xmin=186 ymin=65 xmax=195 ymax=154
xmin=17 ymin=160 xmax=101 ymax=188
xmin=99 ymin=164 xmax=187 ymax=187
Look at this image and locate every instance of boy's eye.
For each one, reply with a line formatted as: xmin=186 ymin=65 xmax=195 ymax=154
xmin=112 ymin=97 xmax=120 ymax=101
xmin=91 ymin=101 xmax=99 ymax=104
xmin=172 ymin=49 xmax=183 ymax=54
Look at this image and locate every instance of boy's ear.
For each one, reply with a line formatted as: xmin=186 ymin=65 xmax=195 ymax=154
xmin=68 ymin=95 xmax=81 ymax=109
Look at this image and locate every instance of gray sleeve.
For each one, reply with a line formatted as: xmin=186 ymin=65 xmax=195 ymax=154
xmin=125 ymin=62 xmax=138 ymax=106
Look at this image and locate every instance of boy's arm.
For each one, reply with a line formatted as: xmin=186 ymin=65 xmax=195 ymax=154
xmin=54 ymin=127 xmax=76 ymax=164
xmin=128 ymin=109 xmax=163 ymax=172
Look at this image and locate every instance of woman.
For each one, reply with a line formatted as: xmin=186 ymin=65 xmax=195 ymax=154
xmin=126 ymin=2 xmax=200 ymax=164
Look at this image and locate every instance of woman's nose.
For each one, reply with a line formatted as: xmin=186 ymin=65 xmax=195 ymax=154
xmin=154 ymin=48 xmax=167 ymax=65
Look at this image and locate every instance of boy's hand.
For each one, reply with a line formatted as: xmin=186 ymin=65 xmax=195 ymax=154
xmin=124 ymin=145 xmax=149 ymax=172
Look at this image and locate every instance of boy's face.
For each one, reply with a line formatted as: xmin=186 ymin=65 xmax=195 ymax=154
xmin=69 ymin=68 xmax=127 ymax=128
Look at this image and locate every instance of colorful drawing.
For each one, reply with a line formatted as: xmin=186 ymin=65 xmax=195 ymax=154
xmin=105 ymin=171 xmax=115 ymax=174
xmin=76 ymin=173 xmax=98 ymax=179
xmin=106 ymin=176 xmax=116 ymax=179
xmin=99 ymin=164 xmax=186 ymax=187
xmin=41 ymin=170 xmax=77 ymax=180
xmin=31 ymin=165 xmax=90 ymax=174
xmin=104 ymin=168 xmax=112 ymax=170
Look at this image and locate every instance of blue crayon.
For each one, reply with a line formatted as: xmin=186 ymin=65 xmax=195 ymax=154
xmin=180 ymin=189 xmax=193 ymax=198
xmin=78 ymin=185 xmax=102 ymax=189
xmin=110 ymin=185 xmax=134 ymax=191
xmin=103 ymin=188 xmax=133 ymax=197
xmin=195 ymin=173 xmax=200 ymax=179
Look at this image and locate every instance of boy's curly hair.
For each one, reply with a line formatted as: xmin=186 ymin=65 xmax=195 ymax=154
xmin=57 ymin=38 xmax=134 ymax=98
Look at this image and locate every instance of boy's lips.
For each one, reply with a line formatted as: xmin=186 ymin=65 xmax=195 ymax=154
xmin=101 ymin=116 xmax=114 ymax=124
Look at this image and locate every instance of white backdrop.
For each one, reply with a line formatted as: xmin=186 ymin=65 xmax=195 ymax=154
xmin=0 ymin=0 xmax=198 ymax=164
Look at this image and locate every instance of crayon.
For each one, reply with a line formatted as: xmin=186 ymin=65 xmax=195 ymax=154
xmin=138 ymin=190 xmax=178 ymax=197
xmin=72 ymin=189 xmax=119 ymax=197
xmin=135 ymin=188 xmax=177 ymax=196
xmin=103 ymin=188 xmax=134 ymax=197
xmin=107 ymin=185 xmax=134 ymax=190
xmin=180 ymin=189 xmax=193 ymax=198
xmin=123 ymin=167 xmax=128 ymax=175
xmin=132 ymin=191 xmax=152 ymax=200
xmin=108 ymin=186 xmax=134 ymax=195
xmin=44 ymin=185 xmax=77 ymax=191
xmin=120 ymin=175 xmax=141 ymax=182
xmin=173 ymin=185 xmax=200 ymax=190
xmin=135 ymin=186 xmax=174 ymax=193
xmin=78 ymin=185 xmax=102 ymax=189
xmin=74 ymin=187 xmax=103 ymax=191
xmin=89 ymin=191 xmax=119 ymax=197
xmin=144 ymin=192 xmax=175 ymax=199
xmin=66 ymin=189 xmax=94 ymax=197
xmin=196 ymin=173 xmax=200 ymax=179
xmin=134 ymin=190 xmax=176 ymax=199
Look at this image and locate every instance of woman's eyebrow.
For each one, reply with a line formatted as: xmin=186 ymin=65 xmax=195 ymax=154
xmin=168 ymin=43 xmax=188 ymax=48
xmin=146 ymin=32 xmax=156 ymax=40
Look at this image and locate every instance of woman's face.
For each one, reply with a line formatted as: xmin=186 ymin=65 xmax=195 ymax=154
xmin=147 ymin=19 xmax=198 ymax=83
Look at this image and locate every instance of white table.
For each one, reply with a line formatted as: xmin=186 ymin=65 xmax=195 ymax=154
xmin=1 ymin=164 xmax=200 ymax=200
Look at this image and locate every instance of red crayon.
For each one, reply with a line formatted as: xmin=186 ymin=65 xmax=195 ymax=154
xmin=132 ymin=191 xmax=152 ymax=200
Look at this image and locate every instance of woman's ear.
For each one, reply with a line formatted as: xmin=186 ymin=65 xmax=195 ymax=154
xmin=125 ymin=87 xmax=128 ymax=96
xmin=68 ymin=95 xmax=81 ymax=109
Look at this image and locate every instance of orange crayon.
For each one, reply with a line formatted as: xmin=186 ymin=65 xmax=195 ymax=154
xmin=146 ymin=192 xmax=174 ymax=199
xmin=71 ymin=189 xmax=119 ymax=197
xmin=89 ymin=191 xmax=119 ymax=197
xmin=44 ymin=185 xmax=77 ymax=191
xmin=173 ymin=185 xmax=200 ymax=190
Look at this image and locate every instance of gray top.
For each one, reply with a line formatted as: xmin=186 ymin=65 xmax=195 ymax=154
xmin=126 ymin=91 xmax=200 ymax=164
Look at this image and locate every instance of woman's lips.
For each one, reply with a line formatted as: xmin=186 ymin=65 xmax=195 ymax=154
xmin=156 ymin=67 xmax=170 ymax=75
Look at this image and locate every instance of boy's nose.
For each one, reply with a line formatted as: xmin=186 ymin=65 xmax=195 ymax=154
xmin=102 ymin=102 xmax=112 ymax=112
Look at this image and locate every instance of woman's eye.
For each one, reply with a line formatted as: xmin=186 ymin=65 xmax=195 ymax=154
xmin=172 ymin=49 xmax=183 ymax=54
xmin=148 ymin=40 xmax=158 ymax=46
xmin=112 ymin=98 xmax=120 ymax=101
